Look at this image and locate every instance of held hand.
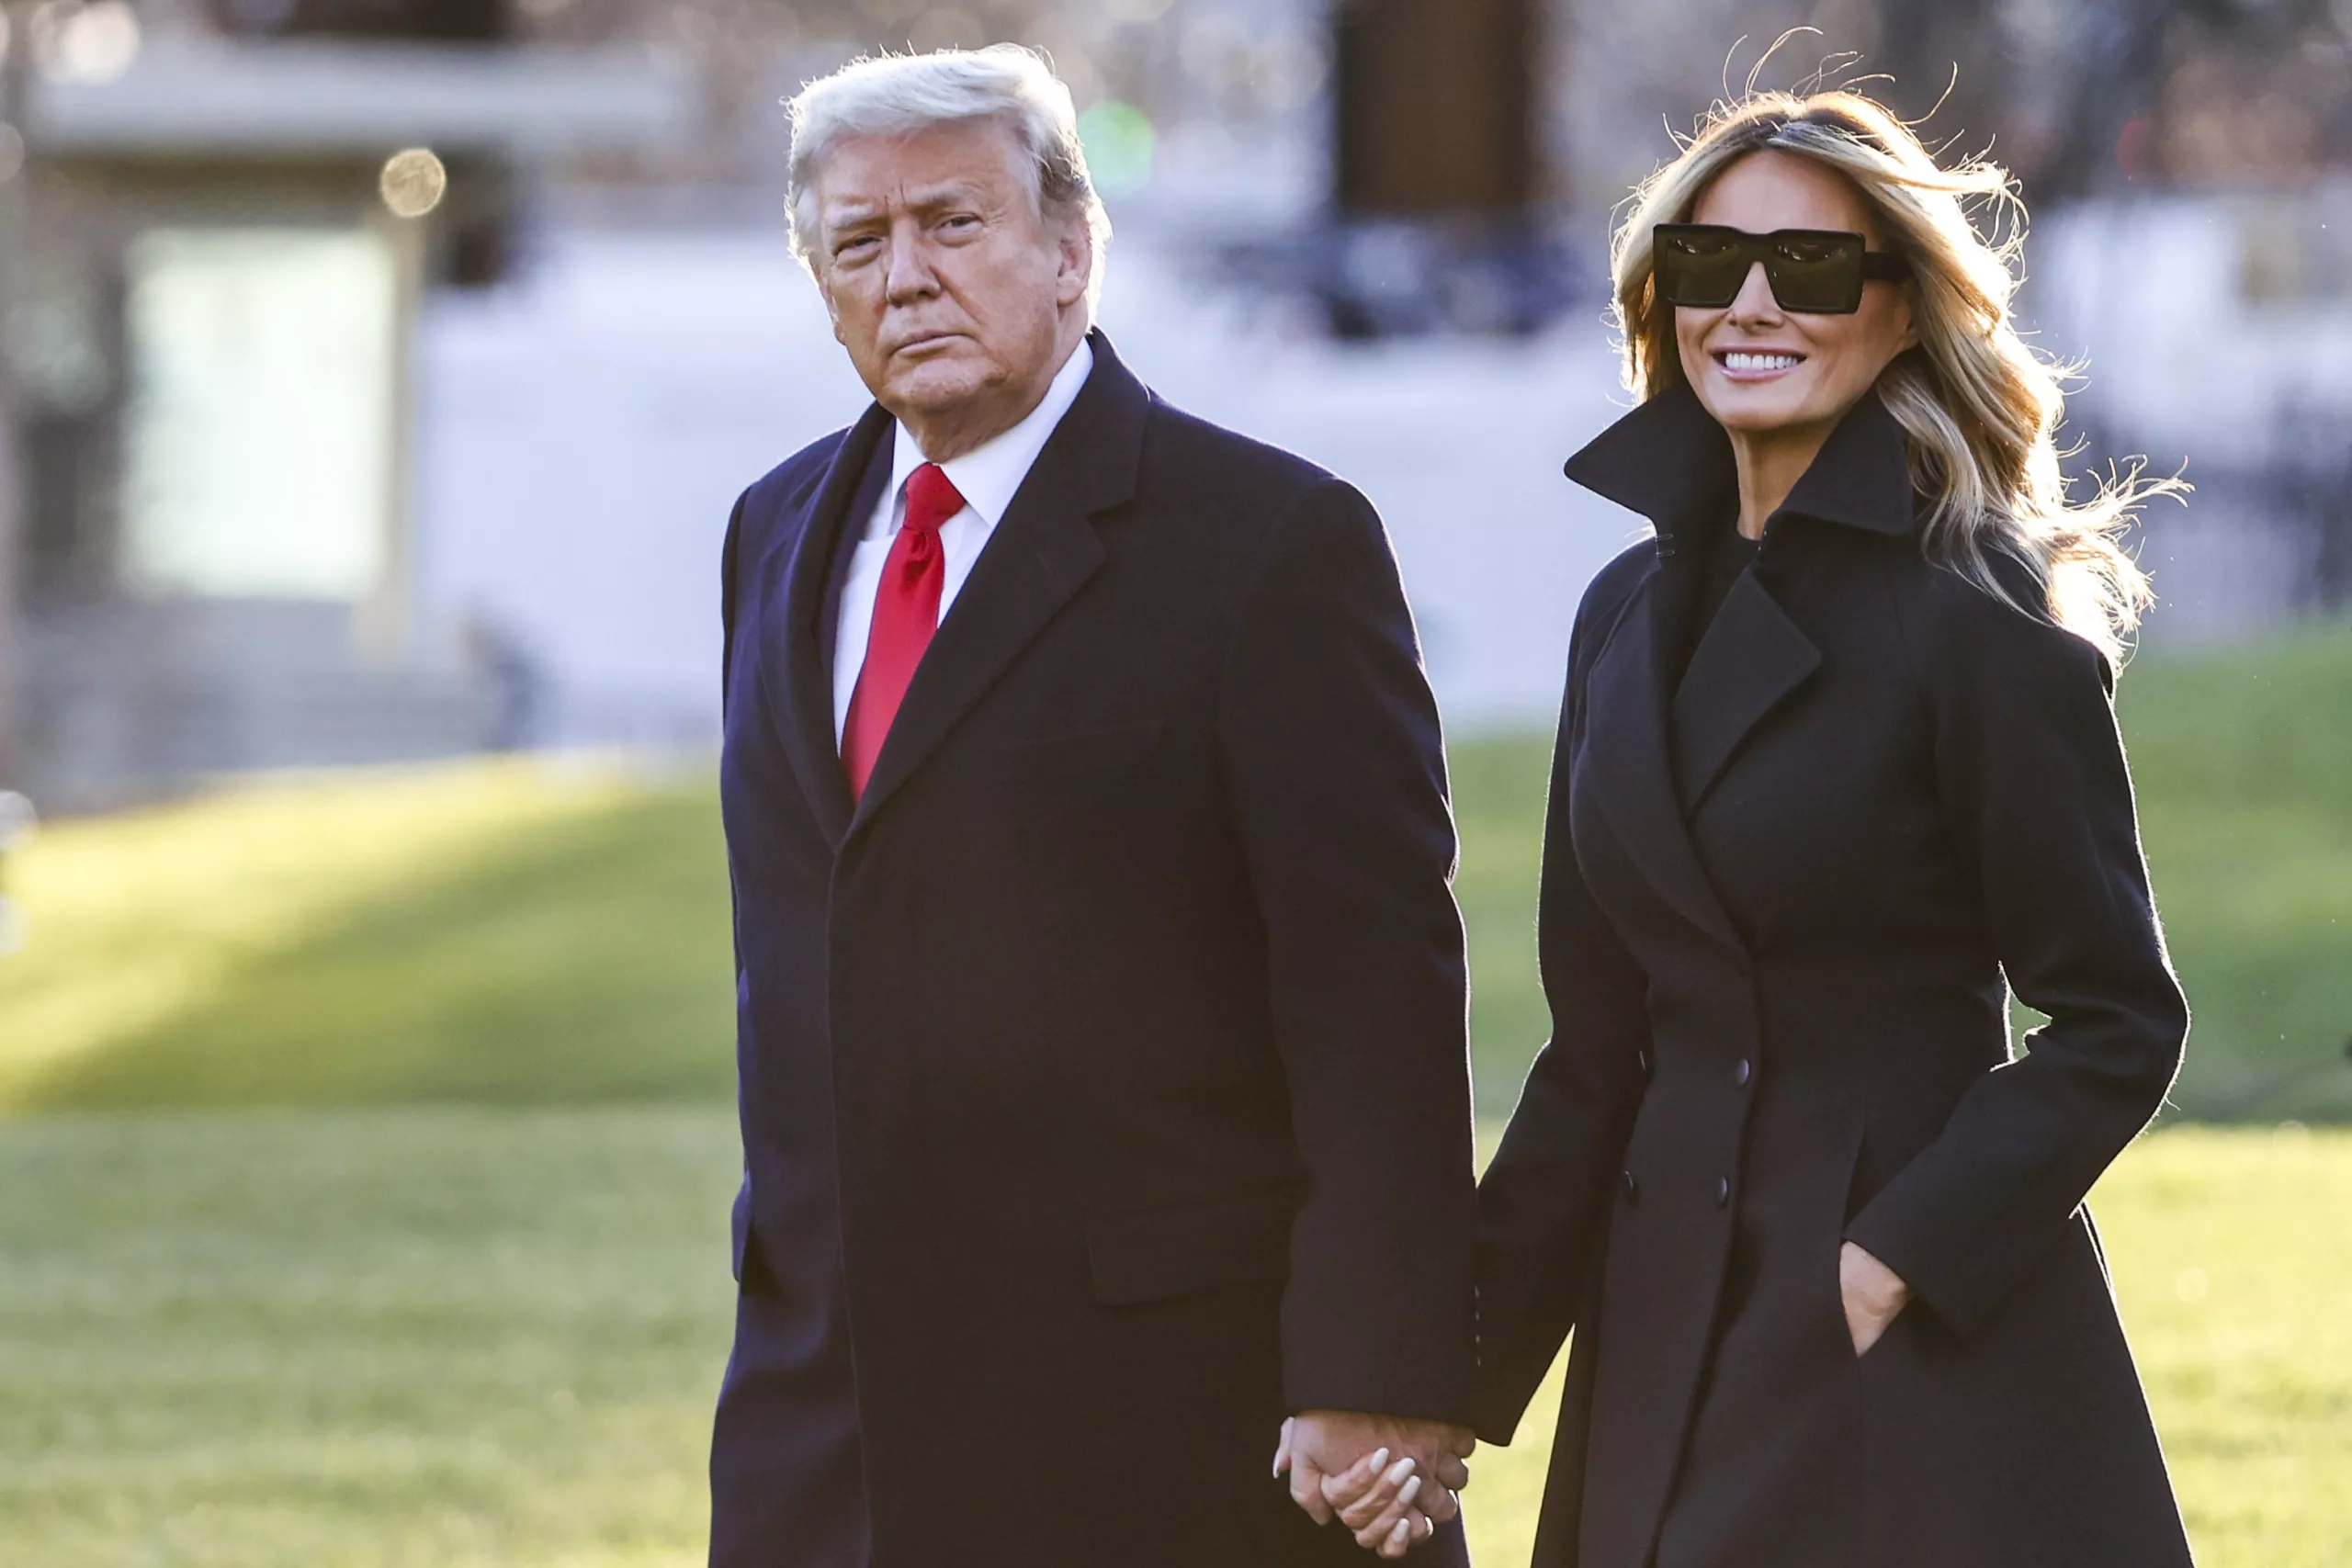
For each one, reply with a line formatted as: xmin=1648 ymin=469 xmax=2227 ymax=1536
xmin=1321 ymin=1442 xmax=1444 ymax=1558
xmin=1273 ymin=1410 xmax=1473 ymax=1557
xmin=1839 ymin=1240 xmax=1910 ymax=1357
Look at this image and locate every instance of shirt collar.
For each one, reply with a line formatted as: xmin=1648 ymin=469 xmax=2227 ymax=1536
xmin=880 ymin=338 xmax=1096 ymax=535
xmin=1561 ymin=380 xmax=1921 ymax=548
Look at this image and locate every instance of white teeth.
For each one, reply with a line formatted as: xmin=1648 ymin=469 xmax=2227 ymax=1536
xmin=1723 ymin=352 xmax=1802 ymax=371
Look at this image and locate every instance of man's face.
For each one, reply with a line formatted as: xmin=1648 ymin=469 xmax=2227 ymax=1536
xmin=810 ymin=118 xmax=1090 ymax=446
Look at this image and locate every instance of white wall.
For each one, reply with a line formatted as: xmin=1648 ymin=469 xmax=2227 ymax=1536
xmin=413 ymin=223 xmax=1643 ymax=746
xmin=413 ymin=193 xmax=2347 ymax=752
xmin=2031 ymin=194 xmax=2352 ymax=639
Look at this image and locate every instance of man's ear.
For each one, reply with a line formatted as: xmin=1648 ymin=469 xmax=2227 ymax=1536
xmin=1054 ymin=215 xmax=1093 ymax=310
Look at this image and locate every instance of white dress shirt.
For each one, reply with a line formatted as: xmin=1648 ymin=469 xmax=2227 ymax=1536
xmin=831 ymin=339 xmax=1097 ymax=744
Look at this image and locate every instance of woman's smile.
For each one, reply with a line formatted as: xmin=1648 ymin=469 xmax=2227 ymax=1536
xmin=1710 ymin=347 xmax=1809 ymax=380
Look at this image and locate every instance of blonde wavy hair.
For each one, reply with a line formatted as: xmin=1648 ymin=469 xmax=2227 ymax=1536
xmin=1611 ymin=89 xmax=2177 ymax=662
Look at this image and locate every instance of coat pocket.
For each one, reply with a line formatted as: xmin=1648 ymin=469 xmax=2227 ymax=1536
xmin=1831 ymin=1121 xmax=1883 ymax=1361
xmin=1085 ymin=1183 xmax=1300 ymax=1307
xmin=991 ymin=719 xmax=1163 ymax=780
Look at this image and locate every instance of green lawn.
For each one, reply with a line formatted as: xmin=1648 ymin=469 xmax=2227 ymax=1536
xmin=1455 ymin=620 xmax=2352 ymax=1122
xmin=0 ymin=759 xmax=735 ymax=1111
xmin=2117 ymin=626 xmax=2352 ymax=1122
xmin=0 ymin=1110 xmax=738 ymax=1568
xmin=7 ymin=625 xmax=2343 ymax=1120
xmin=0 ymin=1111 xmax=2341 ymax=1567
xmin=0 ymin=623 xmax=2346 ymax=1563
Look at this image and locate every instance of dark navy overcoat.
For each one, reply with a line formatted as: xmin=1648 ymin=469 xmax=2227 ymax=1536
xmin=1474 ymin=385 xmax=2195 ymax=1568
xmin=710 ymin=333 xmax=1478 ymax=1568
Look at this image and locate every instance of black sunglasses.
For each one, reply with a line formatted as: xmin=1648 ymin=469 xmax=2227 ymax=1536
xmin=1653 ymin=224 xmax=1912 ymax=314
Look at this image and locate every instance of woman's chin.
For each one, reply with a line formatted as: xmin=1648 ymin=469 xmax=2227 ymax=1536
xmin=1697 ymin=384 xmax=1849 ymax=439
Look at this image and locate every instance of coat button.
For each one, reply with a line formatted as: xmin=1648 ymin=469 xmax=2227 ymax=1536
xmin=1715 ymin=1176 xmax=1732 ymax=1207
xmin=1623 ymin=1170 xmax=1640 ymax=1204
xmin=1735 ymin=1057 xmax=1752 ymax=1086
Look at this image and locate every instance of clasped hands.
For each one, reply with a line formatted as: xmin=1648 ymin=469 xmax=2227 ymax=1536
xmin=1273 ymin=1409 xmax=1475 ymax=1559
xmin=1267 ymin=1247 xmax=1904 ymax=1559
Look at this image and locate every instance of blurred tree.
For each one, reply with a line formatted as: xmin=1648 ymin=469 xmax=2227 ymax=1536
xmin=1860 ymin=0 xmax=2010 ymax=152
xmin=204 ymin=0 xmax=513 ymax=39
xmin=1556 ymin=0 xmax=2352 ymax=217
xmin=2007 ymin=0 xmax=2179 ymax=199
xmin=1870 ymin=0 xmax=2352 ymax=201
xmin=2267 ymin=397 xmax=2352 ymax=613
xmin=1334 ymin=0 xmax=1540 ymax=216
xmin=1316 ymin=0 xmax=1577 ymax=338
xmin=0 ymin=0 xmax=33 ymax=790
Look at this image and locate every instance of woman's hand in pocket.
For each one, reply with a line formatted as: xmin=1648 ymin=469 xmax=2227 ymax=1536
xmin=1839 ymin=1241 xmax=1910 ymax=1357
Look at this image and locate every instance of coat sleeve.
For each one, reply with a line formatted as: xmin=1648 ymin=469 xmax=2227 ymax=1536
xmin=1216 ymin=477 xmax=1479 ymax=1426
xmin=1844 ymin=574 xmax=2188 ymax=1337
xmin=719 ymin=484 xmax=753 ymax=1281
xmin=1469 ymin=573 xmax=1654 ymax=1443
xmin=720 ymin=487 xmax=748 ymax=723
xmin=719 ymin=486 xmax=751 ymax=985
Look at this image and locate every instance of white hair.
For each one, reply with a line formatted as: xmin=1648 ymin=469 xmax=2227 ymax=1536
xmin=786 ymin=44 xmax=1111 ymax=315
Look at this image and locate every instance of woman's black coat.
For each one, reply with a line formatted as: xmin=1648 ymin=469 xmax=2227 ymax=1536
xmin=1474 ymin=387 xmax=2195 ymax=1568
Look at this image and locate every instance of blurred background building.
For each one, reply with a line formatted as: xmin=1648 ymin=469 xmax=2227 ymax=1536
xmin=3 ymin=0 xmax=2350 ymax=807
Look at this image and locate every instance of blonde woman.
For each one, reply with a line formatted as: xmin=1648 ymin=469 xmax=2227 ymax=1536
xmin=1328 ymin=91 xmax=2192 ymax=1566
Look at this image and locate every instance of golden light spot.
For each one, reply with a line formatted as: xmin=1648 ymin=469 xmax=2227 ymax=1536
xmin=379 ymin=148 xmax=448 ymax=220
xmin=50 ymin=0 xmax=142 ymax=85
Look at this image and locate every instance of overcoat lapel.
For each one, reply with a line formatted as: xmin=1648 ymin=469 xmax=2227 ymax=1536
xmin=760 ymin=401 xmax=892 ymax=848
xmin=1581 ymin=570 xmax=1748 ymax=955
xmin=847 ymin=331 xmax=1148 ymax=834
xmin=1661 ymin=390 xmax=1915 ymax=813
xmin=1568 ymin=387 xmax=1747 ymax=955
xmin=1671 ymin=570 xmax=1822 ymax=811
xmin=1565 ymin=384 xmax=1916 ymax=945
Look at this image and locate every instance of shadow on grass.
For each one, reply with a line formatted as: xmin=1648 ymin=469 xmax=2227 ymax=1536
xmin=16 ymin=787 xmax=736 ymax=1111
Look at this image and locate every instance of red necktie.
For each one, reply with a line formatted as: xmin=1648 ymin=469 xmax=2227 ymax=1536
xmin=842 ymin=462 xmax=965 ymax=799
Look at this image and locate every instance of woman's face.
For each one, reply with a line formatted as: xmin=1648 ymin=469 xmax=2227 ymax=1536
xmin=1674 ymin=150 xmax=1918 ymax=444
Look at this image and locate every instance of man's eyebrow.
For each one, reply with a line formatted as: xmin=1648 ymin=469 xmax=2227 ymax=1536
xmin=821 ymin=197 xmax=888 ymax=240
xmin=821 ymin=178 xmax=1000 ymax=241
xmin=900 ymin=181 xmax=991 ymax=213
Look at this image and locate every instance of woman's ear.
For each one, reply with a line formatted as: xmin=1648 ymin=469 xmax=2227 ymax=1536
xmin=1896 ymin=280 xmax=1922 ymax=354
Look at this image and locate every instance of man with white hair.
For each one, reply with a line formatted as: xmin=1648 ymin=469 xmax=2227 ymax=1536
xmin=710 ymin=46 xmax=1477 ymax=1567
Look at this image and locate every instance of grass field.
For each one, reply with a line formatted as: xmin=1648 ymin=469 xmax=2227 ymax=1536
xmin=2114 ymin=626 xmax=2352 ymax=1121
xmin=0 ymin=1110 xmax=736 ymax=1568
xmin=0 ymin=1111 xmax=2342 ymax=1567
xmin=1453 ymin=619 xmax=2352 ymax=1124
xmin=6 ymin=623 xmax=2347 ymax=1121
xmin=0 ymin=622 xmax=2347 ymax=1563
xmin=0 ymin=759 xmax=736 ymax=1111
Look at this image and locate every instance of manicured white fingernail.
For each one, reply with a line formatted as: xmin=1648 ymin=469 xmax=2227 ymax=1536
xmin=1389 ymin=1518 xmax=1412 ymax=1550
xmin=1368 ymin=1447 xmax=1389 ymax=1473
xmin=1385 ymin=1454 xmax=1417 ymax=1485
xmin=1397 ymin=1474 xmax=1423 ymax=1508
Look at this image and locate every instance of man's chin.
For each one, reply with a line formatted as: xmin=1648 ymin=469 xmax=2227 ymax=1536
xmin=885 ymin=358 xmax=1001 ymax=420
